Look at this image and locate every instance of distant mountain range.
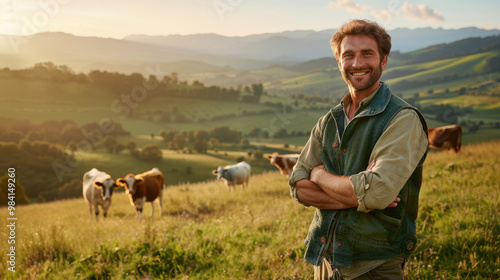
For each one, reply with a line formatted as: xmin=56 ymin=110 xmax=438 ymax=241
xmin=0 ymin=27 xmax=499 ymax=79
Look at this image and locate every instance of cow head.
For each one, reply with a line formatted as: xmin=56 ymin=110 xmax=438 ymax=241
xmin=93 ymin=178 xmax=118 ymax=201
xmin=211 ymin=166 xmax=225 ymax=181
xmin=268 ymin=152 xmax=279 ymax=164
xmin=116 ymin=174 xmax=144 ymax=195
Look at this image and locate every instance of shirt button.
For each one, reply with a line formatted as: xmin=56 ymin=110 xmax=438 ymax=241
xmin=337 ymin=242 xmax=342 ymax=247
xmin=365 ymin=184 xmax=370 ymax=190
xmin=342 ymin=148 xmax=347 ymax=153
xmin=333 ymin=141 xmax=339 ymax=148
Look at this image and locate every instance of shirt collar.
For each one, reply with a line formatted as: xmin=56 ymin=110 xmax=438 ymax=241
xmin=341 ymin=83 xmax=382 ymax=118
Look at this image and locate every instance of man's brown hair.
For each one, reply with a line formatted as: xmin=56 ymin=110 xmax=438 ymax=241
xmin=330 ymin=19 xmax=391 ymax=62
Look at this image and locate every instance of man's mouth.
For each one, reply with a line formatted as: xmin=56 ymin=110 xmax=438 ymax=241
xmin=351 ymin=71 xmax=369 ymax=76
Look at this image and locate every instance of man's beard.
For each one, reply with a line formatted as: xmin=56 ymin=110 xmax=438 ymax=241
xmin=342 ymin=61 xmax=383 ymax=91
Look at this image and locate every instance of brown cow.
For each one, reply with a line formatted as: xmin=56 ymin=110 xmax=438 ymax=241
xmin=116 ymin=168 xmax=164 ymax=219
xmin=268 ymin=152 xmax=300 ymax=176
xmin=428 ymin=124 xmax=462 ymax=153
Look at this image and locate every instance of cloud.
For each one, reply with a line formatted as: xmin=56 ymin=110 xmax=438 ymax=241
xmin=327 ymin=0 xmax=369 ymax=14
xmin=401 ymin=3 xmax=444 ymax=22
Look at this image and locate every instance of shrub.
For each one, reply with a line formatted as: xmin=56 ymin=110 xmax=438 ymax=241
xmin=140 ymin=144 xmax=163 ymax=162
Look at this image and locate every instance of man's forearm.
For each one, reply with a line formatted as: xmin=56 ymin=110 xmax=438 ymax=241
xmin=310 ymin=166 xmax=359 ymax=208
xmin=296 ymin=179 xmax=352 ymax=210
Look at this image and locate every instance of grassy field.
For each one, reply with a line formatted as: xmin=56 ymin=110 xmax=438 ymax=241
xmin=1 ymin=141 xmax=499 ymax=279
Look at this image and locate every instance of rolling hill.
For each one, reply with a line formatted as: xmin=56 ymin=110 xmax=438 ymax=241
xmin=1 ymin=27 xmax=499 ymax=79
xmin=1 ymin=31 xmax=500 ymax=206
xmin=0 ymin=140 xmax=499 ymax=279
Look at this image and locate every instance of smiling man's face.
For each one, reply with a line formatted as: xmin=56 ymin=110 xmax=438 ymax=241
xmin=337 ymin=34 xmax=388 ymax=97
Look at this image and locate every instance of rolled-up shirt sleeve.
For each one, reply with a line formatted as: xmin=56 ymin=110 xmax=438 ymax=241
xmin=350 ymin=109 xmax=428 ymax=213
xmin=289 ymin=116 xmax=325 ymax=206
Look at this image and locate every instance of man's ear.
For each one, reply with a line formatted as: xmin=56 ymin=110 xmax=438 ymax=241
xmin=381 ymin=54 xmax=388 ymax=70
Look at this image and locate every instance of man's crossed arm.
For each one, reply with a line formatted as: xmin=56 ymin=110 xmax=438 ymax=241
xmin=296 ymin=162 xmax=400 ymax=210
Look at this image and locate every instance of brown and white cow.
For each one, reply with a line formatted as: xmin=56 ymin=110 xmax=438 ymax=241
xmin=83 ymin=168 xmax=118 ymax=220
xmin=116 ymin=168 xmax=164 ymax=220
xmin=428 ymin=124 xmax=462 ymax=153
xmin=268 ymin=152 xmax=299 ymax=176
xmin=212 ymin=161 xmax=251 ymax=191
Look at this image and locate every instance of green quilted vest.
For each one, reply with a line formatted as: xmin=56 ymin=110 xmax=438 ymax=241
xmin=303 ymin=83 xmax=428 ymax=267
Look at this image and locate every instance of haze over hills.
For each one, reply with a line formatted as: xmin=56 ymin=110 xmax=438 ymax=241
xmin=0 ymin=26 xmax=499 ymax=86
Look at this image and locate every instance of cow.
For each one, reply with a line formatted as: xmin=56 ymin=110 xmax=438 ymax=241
xmin=268 ymin=152 xmax=299 ymax=176
xmin=82 ymin=168 xmax=118 ymax=220
xmin=212 ymin=161 xmax=251 ymax=191
xmin=116 ymin=168 xmax=164 ymax=220
xmin=428 ymin=124 xmax=462 ymax=153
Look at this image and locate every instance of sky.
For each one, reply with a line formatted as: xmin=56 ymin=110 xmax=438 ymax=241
xmin=1 ymin=0 xmax=499 ymax=39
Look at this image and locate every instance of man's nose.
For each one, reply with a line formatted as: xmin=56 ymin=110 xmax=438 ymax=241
xmin=351 ymin=55 xmax=364 ymax=68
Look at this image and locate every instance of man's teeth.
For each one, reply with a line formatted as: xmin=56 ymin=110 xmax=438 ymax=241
xmin=352 ymin=72 xmax=368 ymax=76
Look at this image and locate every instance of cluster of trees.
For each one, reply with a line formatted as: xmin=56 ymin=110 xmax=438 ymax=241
xmin=0 ymin=118 xmax=130 ymax=203
xmin=158 ymin=126 xmax=241 ymax=153
xmin=0 ymin=62 xmax=266 ymax=104
xmin=102 ymin=136 xmax=164 ymax=162
xmin=419 ymin=104 xmax=473 ymax=124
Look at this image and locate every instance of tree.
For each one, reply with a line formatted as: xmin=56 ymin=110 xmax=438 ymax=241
xmin=140 ymin=144 xmax=163 ymax=162
xmin=115 ymin=143 xmax=125 ymax=154
xmin=159 ymin=130 xmax=176 ymax=142
xmin=209 ymin=126 xmax=241 ymax=143
xmin=68 ymin=141 xmax=78 ymax=156
xmin=173 ymin=133 xmax=187 ymax=149
xmin=251 ymin=83 xmax=264 ymax=103
xmin=102 ymin=136 xmax=118 ymax=153
xmin=274 ymin=127 xmax=289 ymax=138
xmin=194 ymin=139 xmax=207 ymax=153
xmin=209 ymin=137 xmax=219 ymax=150
xmin=0 ymin=174 xmax=30 ymax=205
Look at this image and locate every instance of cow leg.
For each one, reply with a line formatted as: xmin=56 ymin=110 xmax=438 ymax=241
xmin=137 ymin=197 xmax=147 ymax=220
xmin=159 ymin=186 xmax=164 ymax=217
xmin=94 ymin=204 xmax=100 ymax=221
xmin=151 ymin=202 xmax=156 ymax=219
xmin=88 ymin=204 xmax=93 ymax=220
xmin=137 ymin=208 xmax=143 ymax=220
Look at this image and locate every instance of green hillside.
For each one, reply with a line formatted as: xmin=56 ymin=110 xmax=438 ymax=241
xmin=1 ymin=141 xmax=499 ymax=279
xmin=1 ymin=37 xmax=500 ymax=205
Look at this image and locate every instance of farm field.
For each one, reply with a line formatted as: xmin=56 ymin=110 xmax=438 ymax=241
xmin=1 ymin=141 xmax=499 ymax=279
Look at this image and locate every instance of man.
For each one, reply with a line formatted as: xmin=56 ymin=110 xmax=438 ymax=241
xmin=289 ymin=19 xmax=428 ymax=280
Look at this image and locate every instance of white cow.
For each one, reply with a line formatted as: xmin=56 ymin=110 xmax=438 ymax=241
xmin=212 ymin=161 xmax=251 ymax=191
xmin=83 ymin=168 xmax=118 ymax=220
